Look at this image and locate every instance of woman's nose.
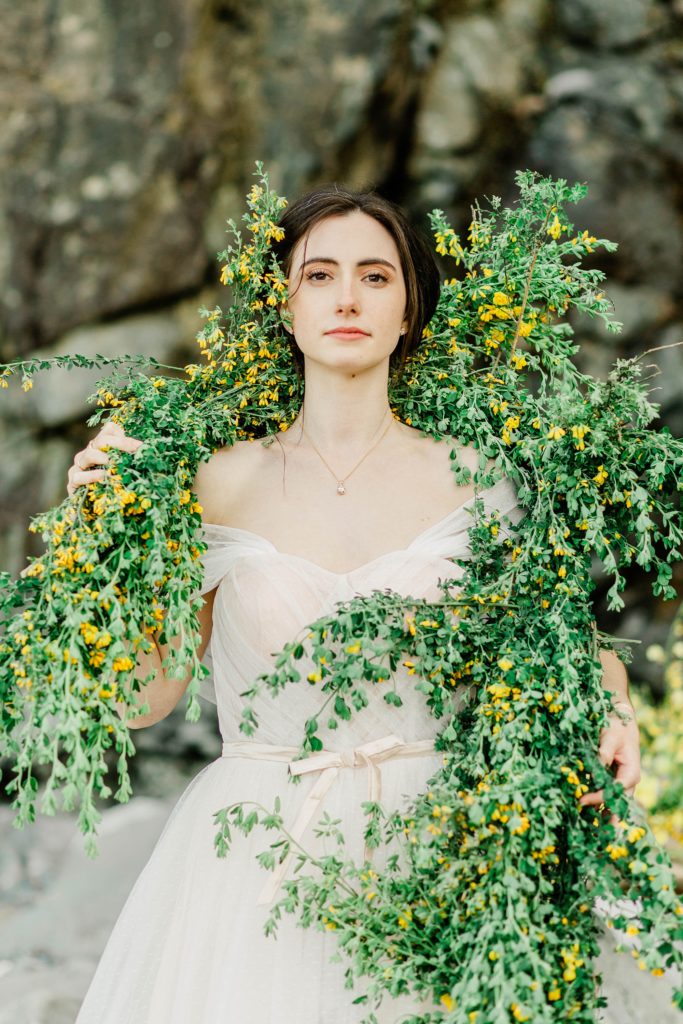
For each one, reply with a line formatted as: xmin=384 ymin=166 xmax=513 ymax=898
xmin=335 ymin=286 xmax=360 ymax=313
xmin=335 ymin=278 xmax=360 ymax=313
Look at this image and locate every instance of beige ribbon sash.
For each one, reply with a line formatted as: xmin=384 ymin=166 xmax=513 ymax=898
xmin=221 ymin=734 xmax=437 ymax=906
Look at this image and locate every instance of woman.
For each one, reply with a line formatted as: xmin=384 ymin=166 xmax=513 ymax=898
xmin=68 ymin=187 xmax=640 ymax=1022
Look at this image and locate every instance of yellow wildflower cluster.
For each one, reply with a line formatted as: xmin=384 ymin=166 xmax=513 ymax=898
xmin=560 ymin=943 xmax=585 ymax=982
xmin=479 ymin=292 xmax=518 ymax=323
xmin=112 ymin=656 xmax=135 ymax=672
xmin=447 ymin=658 xmax=475 ymax=686
xmin=546 ymin=211 xmax=565 ymax=241
xmin=397 ymin=906 xmax=413 ymax=929
xmin=571 ymin=229 xmax=598 ymax=252
xmin=96 ymin=388 xmax=124 ymax=408
xmin=433 ymin=226 xmax=465 ymax=263
xmin=531 ymin=843 xmax=558 ymax=864
xmin=560 ymin=762 xmax=589 ymax=799
xmin=571 ymin=424 xmax=591 ymax=451
xmin=247 ymin=214 xmax=285 ymax=244
xmin=501 ymin=415 xmax=520 ymax=446
xmin=511 ymin=1003 xmax=530 ymax=1021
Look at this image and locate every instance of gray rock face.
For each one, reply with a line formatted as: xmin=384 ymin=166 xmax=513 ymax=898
xmin=1 ymin=312 xmax=186 ymax=428
xmin=556 ymin=0 xmax=664 ymax=49
xmin=1 ymin=2 xmax=211 ymax=349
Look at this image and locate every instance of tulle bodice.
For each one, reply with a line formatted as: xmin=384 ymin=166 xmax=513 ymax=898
xmin=198 ymin=474 xmax=525 ymax=749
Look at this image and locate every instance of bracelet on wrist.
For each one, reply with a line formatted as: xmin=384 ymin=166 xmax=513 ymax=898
xmin=610 ymin=699 xmax=635 ymax=716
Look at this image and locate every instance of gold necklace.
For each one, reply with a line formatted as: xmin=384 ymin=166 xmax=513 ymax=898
xmin=300 ymin=408 xmax=394 ymax=495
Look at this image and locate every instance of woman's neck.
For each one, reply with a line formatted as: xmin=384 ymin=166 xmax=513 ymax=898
xmin=289 ymin=362 xmax=393 ymax=452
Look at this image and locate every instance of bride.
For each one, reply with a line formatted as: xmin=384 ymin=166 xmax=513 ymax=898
xmin=67 ymin=186 xmax=641 ymax=1022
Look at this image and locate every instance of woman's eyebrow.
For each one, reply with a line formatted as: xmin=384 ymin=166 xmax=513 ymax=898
xmin=301 ymin=256 xmax=397 ymax=271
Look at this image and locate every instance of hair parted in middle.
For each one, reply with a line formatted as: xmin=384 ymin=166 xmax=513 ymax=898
xmin=270 ymin=184 xmax=441 ymax=383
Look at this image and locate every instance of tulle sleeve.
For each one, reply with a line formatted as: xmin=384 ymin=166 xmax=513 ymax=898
xmin=195 ymin=524 xmax=268 ymax=704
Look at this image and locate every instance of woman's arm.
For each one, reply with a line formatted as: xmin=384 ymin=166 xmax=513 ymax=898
xmin=115 ymin=589 xmax=216 ymax=728
xmin=579 ymin=646 xmax=641 ymax=812
xmin=68 ymin=422 xmax=216 ymax=729
xmin=597 ymin=646 xmax=633 ymax=711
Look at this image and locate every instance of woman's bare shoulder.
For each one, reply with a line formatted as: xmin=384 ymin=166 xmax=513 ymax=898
xmin=193 ymin=438 xmax=268 ymax=523
xmin=399 ymin=423 xmax=490 ymax=476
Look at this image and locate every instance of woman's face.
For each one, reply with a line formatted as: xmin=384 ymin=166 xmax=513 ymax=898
xmin=283 ymin=210 xmax=409 ymax=376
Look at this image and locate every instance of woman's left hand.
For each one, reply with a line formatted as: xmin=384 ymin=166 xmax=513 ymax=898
xmin=579 ymin=702 xmax=641 ymax=821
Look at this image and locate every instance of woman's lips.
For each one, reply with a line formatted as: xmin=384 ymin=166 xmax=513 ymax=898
xmin=325 ymin=329 xmax=370 ymax=339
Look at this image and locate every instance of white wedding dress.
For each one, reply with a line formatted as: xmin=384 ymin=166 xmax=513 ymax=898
xmin=75 ymin=476 xmax=525 ymax=1023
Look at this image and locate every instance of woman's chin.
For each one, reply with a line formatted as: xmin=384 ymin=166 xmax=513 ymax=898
xmin=302 ymin=349 xmax=392 ymax=376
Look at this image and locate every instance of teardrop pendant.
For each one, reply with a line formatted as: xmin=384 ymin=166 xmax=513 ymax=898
xmin=336 ymin=481 xmax=346 ymax=495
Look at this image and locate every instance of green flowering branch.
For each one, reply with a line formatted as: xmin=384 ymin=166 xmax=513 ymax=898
xmin=1 ymin=165 xmax=682 ymax=1018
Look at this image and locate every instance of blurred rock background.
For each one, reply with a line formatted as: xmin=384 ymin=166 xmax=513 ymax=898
xmin=0 ymin=0 xmax=682 ymax=1019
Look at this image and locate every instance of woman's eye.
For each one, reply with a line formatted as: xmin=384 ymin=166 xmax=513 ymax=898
xmin=304 ymin=269 xmax=389 ymax=283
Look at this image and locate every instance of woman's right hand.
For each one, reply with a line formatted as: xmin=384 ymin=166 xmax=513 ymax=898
xmin=67 ymin=421 xmax=144 ymax=497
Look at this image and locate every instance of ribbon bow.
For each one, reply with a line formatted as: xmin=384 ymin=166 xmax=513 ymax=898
xmin=220 ymin=734 xmax=437 ymax=906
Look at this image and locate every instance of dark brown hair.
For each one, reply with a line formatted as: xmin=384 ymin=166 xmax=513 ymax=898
xmin=271 ymin=184 xmax=441 ymax=383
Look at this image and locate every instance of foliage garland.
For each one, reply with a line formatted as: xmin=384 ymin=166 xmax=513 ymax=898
xmin=1 ymin=163 xmax=682 ymax=1022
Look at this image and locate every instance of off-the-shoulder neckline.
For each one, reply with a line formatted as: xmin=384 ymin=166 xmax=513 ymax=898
xmin=201 ymin=476 xmax=511 ymax=578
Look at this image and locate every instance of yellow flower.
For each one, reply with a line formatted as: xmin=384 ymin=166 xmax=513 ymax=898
xmin=22 ymin=378 xmax=33 ymax=391
xmin=492 ymin=291 xmax=510 ymax=305
xmin=547 ymin=425 xmax=566 ymax=440
xmin=112 ymin=656 xmax=135 ymax=672
xmin=79 ymin=623 xmax=99 ymax=646
xmin=440 ymin=994 xmax=454 ymax=1010
xmin=547 ymin=214 xmax=562 ymax=240
xmin=548 ymin=988 xmax=561 ymax=1001
xmin=498 ymin=657 xmax=514 ymax=671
